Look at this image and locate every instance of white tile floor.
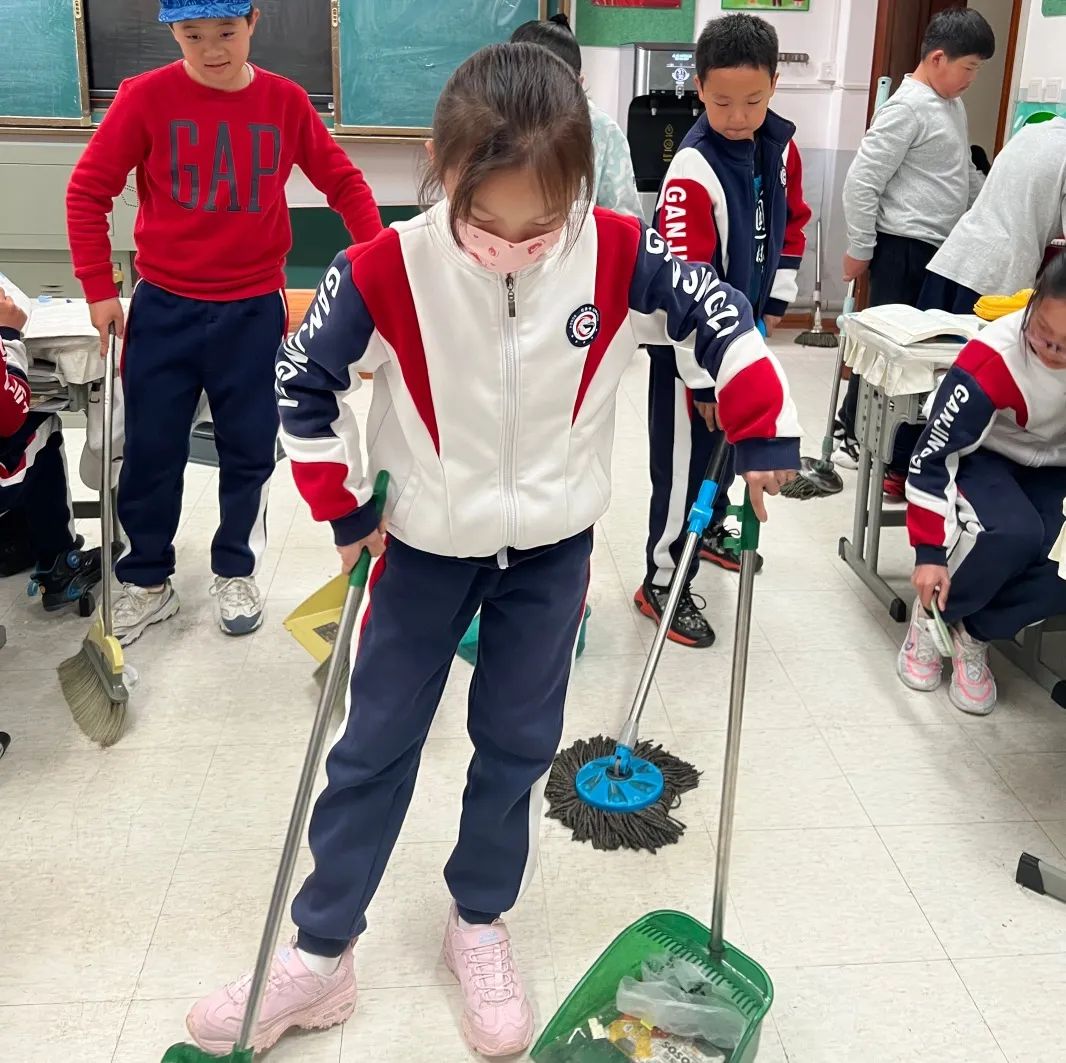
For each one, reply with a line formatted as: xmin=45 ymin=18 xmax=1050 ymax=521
xmin=2 ymin=334 xmax=1066 ymax=1061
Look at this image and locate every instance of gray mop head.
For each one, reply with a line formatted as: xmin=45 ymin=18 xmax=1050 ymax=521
xmin=796 ymin=329 xmax=840 ymax=348
xmin=782 ymin=456 xmax=844 ymax=500
xmin=545 ymin=735 xmax=700 ymax=853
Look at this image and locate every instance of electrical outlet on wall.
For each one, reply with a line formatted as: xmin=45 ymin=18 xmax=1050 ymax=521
xmin=1027 ymin=78 xmax=1046 ymax=103
xmin=1045 ymin=78 xmax=1064 ymax=103
xmin=819 ymin=61 xmax=836 ymax=82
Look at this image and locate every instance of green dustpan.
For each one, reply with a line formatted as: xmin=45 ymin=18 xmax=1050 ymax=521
xmin=533 ymin=493 xmax=772 ymax=1062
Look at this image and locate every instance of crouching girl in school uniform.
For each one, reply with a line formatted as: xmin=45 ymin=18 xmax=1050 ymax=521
xmin=899 ymin=255 xmax=1066 ymax=715
xmin=187 ymin=43 xmax=799 ymax=1058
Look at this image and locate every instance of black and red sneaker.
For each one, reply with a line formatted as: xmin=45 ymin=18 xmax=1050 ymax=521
xmin=634 ymin=582 xmax=716 ymax=648
xmin=699 ymin=523 xmax=764 ymax=574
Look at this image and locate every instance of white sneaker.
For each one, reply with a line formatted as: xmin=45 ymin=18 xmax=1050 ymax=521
xmin=210 ymin=575 xmax=264 ymax=636
xmin=949 ymin=624 xmax=998 ymax=715
xmin=832 ymin=420 xmax=860 ymax=470
xmin=112 ymin=581 xmax=180 ymax=647
xmin=896 ymin=598 xmax=944 ymax=692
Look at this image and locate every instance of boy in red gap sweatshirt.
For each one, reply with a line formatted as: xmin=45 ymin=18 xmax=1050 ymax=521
xmin=66 ymin=0 xmax=382 ymax=646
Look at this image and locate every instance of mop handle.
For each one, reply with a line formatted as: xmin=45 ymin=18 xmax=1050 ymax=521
xmin=237 ymin=471 xmax=389 ymax=1051
xmin=100 ymin=325 xmax=117 ymax=638
xmin=710 ymin=490 xmax=759 ymax=957
xmin=617 ymin=434 xmax=731 ymax=751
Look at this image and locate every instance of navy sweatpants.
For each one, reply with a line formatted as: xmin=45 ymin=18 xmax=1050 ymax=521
xmin=0 ymin=421 xmax=76 ymax=565
xmin=292 ymin=531 xmax=592 ymax=955
xmin=116 ymin=281 xmax=285 ymax=587
xmin=645 ymin=349 xmax=732 ymax=588
xmin=943 ymin=450 xmax=1066 ymax=641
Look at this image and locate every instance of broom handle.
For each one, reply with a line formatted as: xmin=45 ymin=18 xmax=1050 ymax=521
xmin=237 ymin=561 xmax=368 ymax=1050
xmin=100 ymin=326 xmax=117 ymax=637
xmin=617 ymin=434 xmax=731 ymax=752
xmin=710 ymin=492 xmax=758 ymax=957
xmin=237 ymin=470 xmax=388 ymax=1051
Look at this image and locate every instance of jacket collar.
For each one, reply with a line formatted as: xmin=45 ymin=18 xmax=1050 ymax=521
xmin=688 ymin=108 xmax=796 ymax=160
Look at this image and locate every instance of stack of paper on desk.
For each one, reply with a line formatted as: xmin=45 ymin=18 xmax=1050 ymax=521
xmin=21 ymin=298 xmax=130 ymax=386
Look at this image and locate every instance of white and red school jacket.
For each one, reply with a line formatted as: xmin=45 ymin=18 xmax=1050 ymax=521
xmin=0 ymin=328 xmax=51 ymax=491
xmin=907 ymin=309 xmax=1066 ymax=565
xmin=275 ymin=203 xmax=801 ymax=559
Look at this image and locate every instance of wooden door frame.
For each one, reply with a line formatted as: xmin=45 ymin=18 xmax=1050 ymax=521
xmin=994 ymin=0 xmax=1026 ymax=152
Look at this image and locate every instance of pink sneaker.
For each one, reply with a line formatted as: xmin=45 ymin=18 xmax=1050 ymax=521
xmin=949 ymin=624 xmax=997 ymax=715
xmin=897 ymin=598 xmax=944 ymax=692
xmin=442 ymin=906 xmax=535 ymax=1057
xmin=185 ymin=941 xmax=356 ymax=1055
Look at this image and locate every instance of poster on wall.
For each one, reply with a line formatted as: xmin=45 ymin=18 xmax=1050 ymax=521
xmin=591 ymin=1 xmax=682 ymax=7
xmin=1042 ymin=0 xmax=1066 ymax=15
xmin=722 ymin=0 xmax=811 ymax=10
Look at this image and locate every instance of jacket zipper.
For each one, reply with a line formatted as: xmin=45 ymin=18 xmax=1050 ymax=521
xmin=499 ymin=273 xmax=520 ymax=553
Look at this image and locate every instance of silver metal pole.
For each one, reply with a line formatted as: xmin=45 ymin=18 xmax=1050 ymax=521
xmin=100 ymin=329 xmax=116 ymax=635
xmin=236 ymin=576 xmax=364 ymax=1049
xmin=710 ymin=546 xmax=756 ymax=956
xmin=617 ymin=530 xmax=700 ymax=751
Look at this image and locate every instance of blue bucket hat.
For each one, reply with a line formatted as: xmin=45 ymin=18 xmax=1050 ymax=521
xmin=159 ymin=0 xmax=253 ymax=23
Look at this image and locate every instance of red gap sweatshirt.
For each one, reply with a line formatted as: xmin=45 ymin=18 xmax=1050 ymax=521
xmin=67 ymin=62 xmax=383 ymax=304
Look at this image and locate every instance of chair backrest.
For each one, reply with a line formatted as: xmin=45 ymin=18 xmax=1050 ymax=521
xmin=285 ymin=290 xmax=316 ymax=335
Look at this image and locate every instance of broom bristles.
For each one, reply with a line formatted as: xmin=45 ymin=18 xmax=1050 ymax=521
xmin=58 ymin=648 xmax=127 ymax=748
xmin=545 ymin=735 xmax=701 ymax=853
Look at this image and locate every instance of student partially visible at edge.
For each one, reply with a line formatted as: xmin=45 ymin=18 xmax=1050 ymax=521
xmin=65 ymin=0 xmax=382 ymax=645
xmin=637 ymin=14 xmax=811 ymax=649
xmin=835 ymin=7 xmax=995 ymax=473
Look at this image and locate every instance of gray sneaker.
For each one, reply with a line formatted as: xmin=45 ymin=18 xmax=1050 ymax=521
xmin=113 ymin=582 xmax=181 ymax=647
xmin=210 ymin=575 xmax=264 ymax=636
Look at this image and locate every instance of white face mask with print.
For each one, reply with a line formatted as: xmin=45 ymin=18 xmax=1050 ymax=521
xmin=455 ymin=221 xmax=564 ymax=275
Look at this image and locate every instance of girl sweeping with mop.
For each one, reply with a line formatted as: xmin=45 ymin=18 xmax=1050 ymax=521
xmin=187 ymin=43 xmax=799 ymax=1058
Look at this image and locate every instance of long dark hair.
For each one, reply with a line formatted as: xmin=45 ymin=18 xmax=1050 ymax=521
xmin=419 ymin=43 xmax=594 ymax=246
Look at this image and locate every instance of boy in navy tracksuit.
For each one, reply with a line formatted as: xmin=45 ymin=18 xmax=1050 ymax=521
xmin=636 ymin=15 xmax=810 ymax=647
xmin=66 ymin=0 xmax=381 ymax=646
xmin=0 ymin=285 xmax=101 ymax=610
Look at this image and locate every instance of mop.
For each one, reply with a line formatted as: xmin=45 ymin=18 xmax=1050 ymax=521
xmin=57 ymin=326 xmax=130 ymax=746
xmin=160 ymin=474 xmax=388 ymax=1063
xmin=780 ymin=279 xmax=856 ymax=501
xmin=795 ymin=221 xmax=839 ymax=349
xmin=545 ymin=437 xmax=731 ymax=854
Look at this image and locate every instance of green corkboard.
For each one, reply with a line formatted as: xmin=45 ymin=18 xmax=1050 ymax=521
xmin=575 ymin=0 xmax=698 ymax=47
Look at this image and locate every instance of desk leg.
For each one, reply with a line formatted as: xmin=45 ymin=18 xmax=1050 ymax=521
xmin=994 ymin=626 xmax=1066 ymax=709
xmin=847 ymin=445 xmax=872 ymax=563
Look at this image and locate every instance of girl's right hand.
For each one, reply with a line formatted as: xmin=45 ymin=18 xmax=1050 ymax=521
xmin=337 ymin=528 xmax=386 ymax=573
xmin=912 ymin=564 xmax=950 ymax=611
xmin=89 ymin=298 xmax=125 ymax=357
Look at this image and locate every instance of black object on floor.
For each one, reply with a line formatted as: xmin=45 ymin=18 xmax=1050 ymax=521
xmin=1017 ymin=851 xmax=1066 ymax=905
xmin=0 ymin=732 xmax=9 ymax=761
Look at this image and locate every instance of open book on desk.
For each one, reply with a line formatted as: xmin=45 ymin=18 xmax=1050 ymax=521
xmin=855 ymin=304 xmax=984 ymax=349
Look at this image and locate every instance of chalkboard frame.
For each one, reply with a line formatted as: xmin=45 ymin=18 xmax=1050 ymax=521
xmin=0 ymin=0 xmax=92 ymax=128
xmin=330 ymin=0 xmax=549 ymax=136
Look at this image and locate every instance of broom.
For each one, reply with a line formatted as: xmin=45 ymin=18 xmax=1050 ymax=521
xmin=796 ymin=220 xmax=839 ymax=349
xmin=544 ymin=437 xmax=731 ymax=853
xmin=57 ymin=325 xmax=130 ymax=746
xmin=781 ymin=279 xmax=856 ymax=501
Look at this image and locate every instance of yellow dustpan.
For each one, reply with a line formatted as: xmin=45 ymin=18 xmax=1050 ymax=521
xmin=283 ymin=573 xmax=349 ymax=664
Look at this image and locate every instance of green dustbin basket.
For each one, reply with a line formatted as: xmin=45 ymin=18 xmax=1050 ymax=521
xmin=532 ymin=909 xmax=772 ymax=1062
xmin=533 ymin=493 xmax=771 ymax=1062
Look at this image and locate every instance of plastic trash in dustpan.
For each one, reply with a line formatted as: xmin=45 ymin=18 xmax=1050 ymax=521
xmin=532 ymin=911 xmax=771 ymax=1062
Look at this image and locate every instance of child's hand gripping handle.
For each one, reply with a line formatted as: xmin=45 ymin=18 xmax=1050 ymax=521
xmin=347 ymin=471 xmax=390 ymax=589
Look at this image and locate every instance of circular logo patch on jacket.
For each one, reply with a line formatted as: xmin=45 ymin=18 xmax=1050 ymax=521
xmin=566 ymin=304 xmax=601 ymax=348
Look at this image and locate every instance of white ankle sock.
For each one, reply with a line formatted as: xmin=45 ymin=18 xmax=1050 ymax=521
xmin=297 ymin=948 xmax=341 ymax=976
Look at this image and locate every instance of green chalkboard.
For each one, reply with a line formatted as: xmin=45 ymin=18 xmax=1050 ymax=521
xmin=1043 ymin=0 xmax=1066 ymax=14
xmin=0 ymin=0 xmax=88 ymax=124
xmin=336 ymin=0 xmax=544 ymax=133
xmin=574 ymin=0 xmax=697 ymax=48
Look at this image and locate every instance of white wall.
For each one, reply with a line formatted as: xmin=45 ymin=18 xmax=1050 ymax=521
xmin=1018 ymin=0 xmax=1066 ymax=86
xmin=965 ymin=0 xmax=1012 ymax=152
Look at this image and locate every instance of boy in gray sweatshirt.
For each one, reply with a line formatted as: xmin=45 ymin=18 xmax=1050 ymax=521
xmin=836 ymin=8 xmax=995 ymax=471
